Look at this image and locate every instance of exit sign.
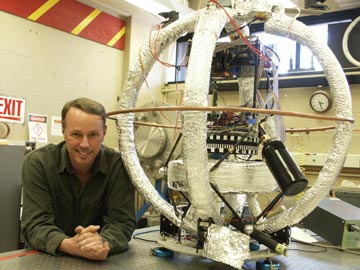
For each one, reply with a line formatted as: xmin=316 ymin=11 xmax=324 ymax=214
xmin=0 ymin=96 xmax=26 ymax=123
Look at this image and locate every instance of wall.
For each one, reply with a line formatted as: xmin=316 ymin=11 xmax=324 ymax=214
xmin=0 ymin=11 xmax=125 ymax=148
xmin=281 ymin=85 xmax=360 ymax=155
xmin=0 ymin=5 xmax=171 ymax=148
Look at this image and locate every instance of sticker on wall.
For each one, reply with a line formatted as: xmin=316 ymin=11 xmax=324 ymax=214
xmin=0 ymin=95 xmax=26 ymax=124
xmin=28 ymin=113 xmax=48 ymax=143
xmin=51 ymin=116 xmax=63 ymax=137
xmin=0 ymin=0 xmax=126 ymax=50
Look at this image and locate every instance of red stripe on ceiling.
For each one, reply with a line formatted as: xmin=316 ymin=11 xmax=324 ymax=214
xmin=113 ymin=36 xmax=125 ymax=51
xmin=0 ymin=0 xmax=126 ymax=51
xmin=79 ymin=12 xmax=125 ymax=45
xmin=36 ymin=0 xmax=95 ymax=32
xmin=0 ymin=0 xmax=48 ymax=17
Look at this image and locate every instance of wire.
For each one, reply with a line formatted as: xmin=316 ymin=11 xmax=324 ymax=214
xmin=234 ymin=154 xmax=253 ymax=161
xmin=149 ymin=24 xmax=188 ymax=69
xmin=148 ymin=24 xmax=175 ymax=68
xmin=288 ymin=245 xmax=327 ymax=253
xmin=132 ymin=229 xmax=160 ymax=243
xmin=264 ymin=45 xmax=280 ymax=64
xmin=209 ymin=0 xmax=270 ymax=64
xmin=291 ymin=238 xmax=360 ymax=256
xmin=220 ymin=18 xmax=257 ymax=40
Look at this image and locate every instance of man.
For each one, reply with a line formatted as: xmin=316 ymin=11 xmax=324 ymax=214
xmin=21 ymin=97 xmax=136 ymax=260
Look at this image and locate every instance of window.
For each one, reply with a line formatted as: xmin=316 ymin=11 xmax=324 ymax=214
xmin=256 ymin=23 xmax=329 ymax=74
xmin=169 ymin=8 xmax=360 ymax=87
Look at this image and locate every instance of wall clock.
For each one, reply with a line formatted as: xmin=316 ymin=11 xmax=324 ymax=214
xmin=309 ymin=90 xmax=333 ymax=113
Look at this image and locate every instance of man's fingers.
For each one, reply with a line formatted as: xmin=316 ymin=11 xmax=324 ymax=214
xmin=76 ymin=232 xmax=104 ymax=249
xmin=78 ymin=241 xmax=110 ymax=261
xmin=75 ymin=225 xmax=85 ymax=234
xmin=79 ymin=225 xmax=100 ymax=234
xmin=102 ymin=241 xmax=110 ymax=250
xmin=80 ymin=242 xmax=103 ymax=251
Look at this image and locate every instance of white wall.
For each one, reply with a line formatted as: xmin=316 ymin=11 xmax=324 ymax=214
xmin=0 ymin=3 xmax=177 ymax=149
xmin=0 ymin=11 xmax=124 ymax=148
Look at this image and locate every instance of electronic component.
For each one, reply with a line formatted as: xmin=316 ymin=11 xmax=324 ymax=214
xmin=302 ymin=197 xmax=360 ymax=249
xmin=160 ymin=214 xmax=179 ymax=236
xmin=334 ymin=189 xmax=360 ymax=208
xmin=211 ymin=38 xmax=262 ymax=78
xmin=206 ymin=112 xmax=259 ymax=156
xmin=207 ymin=133 xmax=259 ymax=155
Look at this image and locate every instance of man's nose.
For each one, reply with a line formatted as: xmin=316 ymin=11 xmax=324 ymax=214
xmin=80 ymin=135 xmax=90 ymax=147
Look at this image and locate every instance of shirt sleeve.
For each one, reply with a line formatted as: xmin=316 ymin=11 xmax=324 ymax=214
xmin=21 ymin=151 xmax=68 ymax=255
xmin=99 ymin=158 xmax=136 ymax=254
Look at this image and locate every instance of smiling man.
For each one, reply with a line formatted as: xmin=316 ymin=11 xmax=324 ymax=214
xmin=21 ymin=97 xmax=136 ymax=260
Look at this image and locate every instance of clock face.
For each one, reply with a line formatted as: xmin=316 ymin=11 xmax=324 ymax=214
xmin=310 ymin=91 xmax=332 ymax=113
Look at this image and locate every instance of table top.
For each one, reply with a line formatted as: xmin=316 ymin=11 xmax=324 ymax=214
xmin=0 ymin=227 xmax=359 ymax=270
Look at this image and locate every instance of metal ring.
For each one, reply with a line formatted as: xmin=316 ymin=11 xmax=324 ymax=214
xmin=152 ymin=247 xmax=174 ymax=257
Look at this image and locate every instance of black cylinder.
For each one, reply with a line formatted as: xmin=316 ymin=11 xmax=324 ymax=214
xmin=262 ymin=139 xmax=308 ymax=196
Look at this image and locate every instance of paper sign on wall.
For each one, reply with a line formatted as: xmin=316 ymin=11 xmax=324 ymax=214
xmin=28 ymin=113 xmax=48 ymax=143
xmin=0 ymin=95 xmax=26 ymax=123
xmin=51 ymin=116 xmax=63 ymax=137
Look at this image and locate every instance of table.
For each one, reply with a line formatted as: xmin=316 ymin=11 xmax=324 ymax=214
xmin=0 ymin=228 xmax=359 ymax=270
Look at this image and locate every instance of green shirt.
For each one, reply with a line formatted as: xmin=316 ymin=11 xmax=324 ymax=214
xmin=21 ymin=142 xmax=136 ymax=256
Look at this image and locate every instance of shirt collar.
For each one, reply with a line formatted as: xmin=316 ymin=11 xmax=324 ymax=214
xmin=58 ymin=142 xmax=107 ymax=176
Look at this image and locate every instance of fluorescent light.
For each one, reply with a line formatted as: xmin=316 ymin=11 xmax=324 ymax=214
xmin=284 ymin=0 xmax=297 ymax=8
xmin=124 ymin=0 xmax=171 ymax=17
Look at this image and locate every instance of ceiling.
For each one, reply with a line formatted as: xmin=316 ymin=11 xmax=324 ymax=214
xmin=78 ymin=0 xmax=360 ymax=19
xmin=77 ymin=0 xmax=193 ymax=19
xmin=188 ymin=0 xmax=360 ymax=13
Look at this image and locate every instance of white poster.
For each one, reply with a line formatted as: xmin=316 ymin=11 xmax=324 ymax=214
xmin=51 ymin=116 xmax=63 ymax=137
xmin=28 ymin=114 xmax=48 ymax=143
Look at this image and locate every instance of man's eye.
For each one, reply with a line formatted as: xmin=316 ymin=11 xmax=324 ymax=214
xmin=88 ymin=133 xmax=99 ymax=139
xmin=71 ymin=132 xmax=81 ymax=138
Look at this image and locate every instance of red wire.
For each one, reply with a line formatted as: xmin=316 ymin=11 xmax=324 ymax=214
xmin=209 ymin=0 xmax=270 ymax=64
xmin=148 ymin=24 xmax=176 ymax=67
xmin=148 ymin=2 xmax=271 ymax=70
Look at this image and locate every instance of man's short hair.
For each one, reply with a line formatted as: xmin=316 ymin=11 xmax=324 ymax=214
xmin=61 ymin=97 xmax=106 ymax=128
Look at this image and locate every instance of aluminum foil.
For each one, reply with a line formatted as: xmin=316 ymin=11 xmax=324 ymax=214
xmin=116 ymin=11 xmax=202 ymax=234
xmin=167 ymin=159 xmax=278 ymax=193
xmin=246 ymin=193 xmax=263 ymax=217
xmin=203 ymin=224 xmax=250 ymax=269
xmin=238 ymin=66 xmax=255 ymax=106
xmin=222 ymin=193 xmax=247 ymax=223
xmin=181 ymin=6 xmax=234 ymax=224
xmin=234 ymin=0 xmax=284 ymax=22
xmin=255 ymin=11 xmax=353 ymax=233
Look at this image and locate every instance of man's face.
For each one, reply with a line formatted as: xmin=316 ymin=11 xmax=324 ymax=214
xmin=62 ymin=107 xmax=107 ymax=171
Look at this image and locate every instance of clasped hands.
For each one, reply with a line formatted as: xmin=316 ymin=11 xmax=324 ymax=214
xmin=59 ymin=225 xmax=110 ymax=260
